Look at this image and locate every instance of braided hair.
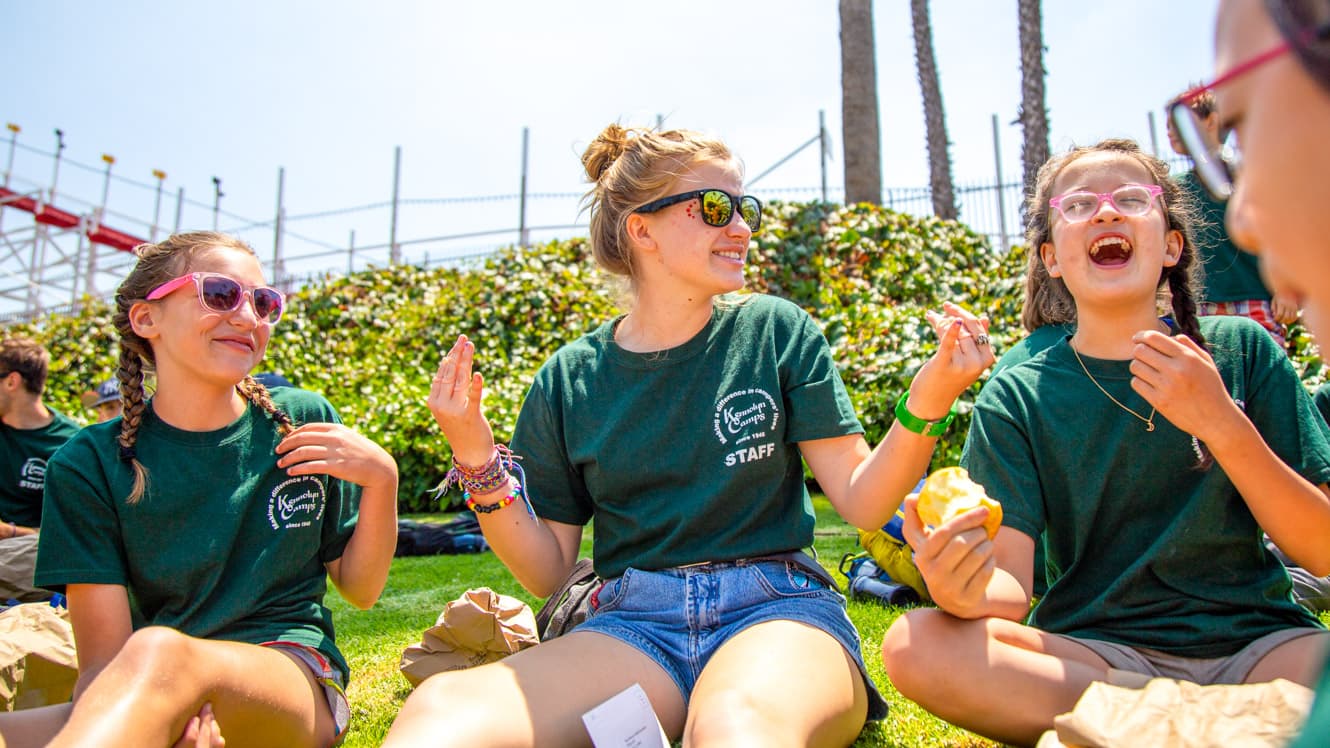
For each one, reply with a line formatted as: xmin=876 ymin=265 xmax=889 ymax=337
xmin=112 ymin=231 xmax=295 ymax=504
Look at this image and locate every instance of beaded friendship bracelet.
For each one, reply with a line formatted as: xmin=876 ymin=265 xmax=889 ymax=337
xmin=464 ymin=480 xmax=522 ymax=514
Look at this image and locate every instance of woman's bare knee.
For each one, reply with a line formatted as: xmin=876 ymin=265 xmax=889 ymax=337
xmin=686 ymin=689 xmax=766 ymax=747
xmin=884 ymin=609 xmax=960 ymax=690
xmin=388 ymin=670 xmax=509 ymax=746
xmin=687 ymin=689 xmax=859 ymax=748
xmin=106 ymin=627 xmax=197 ymax=685
xmin=82 ymin=626 xmax=209 ymax=717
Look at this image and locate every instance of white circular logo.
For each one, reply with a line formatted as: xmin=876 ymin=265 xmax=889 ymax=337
xmin=267 ymin=475 xmax=327 ymax=530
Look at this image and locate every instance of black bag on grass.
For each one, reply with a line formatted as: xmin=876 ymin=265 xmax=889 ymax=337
xmin=535 ymin=558 xmax=601 ymax=641
xmin=394 ymin=516 xmax=489 ymax=557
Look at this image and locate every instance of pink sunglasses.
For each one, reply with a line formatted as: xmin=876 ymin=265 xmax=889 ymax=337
xmin=146 ymin=272 xmax=285 ymax=323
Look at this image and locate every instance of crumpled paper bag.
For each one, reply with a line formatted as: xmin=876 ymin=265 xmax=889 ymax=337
xmin=0 ymin=535 xmax=48 ymax=602
xmin=399 ymin=587 xmax=538 ymax=686
xmin=0 ymin=602 xmax=77 ymax=711
xmin=1035 ymin=677 xmax=1314 ymax=748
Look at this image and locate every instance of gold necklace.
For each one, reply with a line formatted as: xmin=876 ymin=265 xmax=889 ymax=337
xmin=1070 ymin=343 xmax=1156 ymax=432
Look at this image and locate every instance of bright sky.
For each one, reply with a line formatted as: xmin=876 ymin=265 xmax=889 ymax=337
xmin=1 ymin=0 xmax=1221 ymax=312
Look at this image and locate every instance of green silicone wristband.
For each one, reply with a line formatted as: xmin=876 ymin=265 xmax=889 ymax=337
xmin=894 ymin=392 xmax=955 ymax=437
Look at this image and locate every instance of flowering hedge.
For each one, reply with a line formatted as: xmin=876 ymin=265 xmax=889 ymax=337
xmin=9 ymin=201 xmax=1321 ymax=511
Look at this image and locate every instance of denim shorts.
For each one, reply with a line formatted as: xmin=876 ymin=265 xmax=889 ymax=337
xmin=575 ymin=557 xmax=888 ymax=721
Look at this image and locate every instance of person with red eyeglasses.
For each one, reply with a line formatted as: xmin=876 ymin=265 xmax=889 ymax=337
xmin=0 ymin=231 xmax=399 ymax=748
xmin=1166 ymin=87 xmax=1300 ymax=347
xmin=1186 ymin=2 xmax=1330 ymax=745
xmin=1175 ymin=1 xmax=1330 ymax=338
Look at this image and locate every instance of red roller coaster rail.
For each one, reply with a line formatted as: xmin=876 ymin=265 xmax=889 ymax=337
xmin=0 ymin=186 xmax=143 ymax=252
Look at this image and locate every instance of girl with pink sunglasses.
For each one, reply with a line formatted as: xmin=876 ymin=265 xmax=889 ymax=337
xmin=0 ymin=231 xmax=399 ymax=748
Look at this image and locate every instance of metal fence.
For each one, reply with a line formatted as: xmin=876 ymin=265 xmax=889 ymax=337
xmin=1 ymin=112 xmax=1190 ymax=325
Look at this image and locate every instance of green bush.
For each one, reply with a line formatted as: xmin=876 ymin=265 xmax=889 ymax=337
xmin=8 ymin=201 xmax=1323 ymax=511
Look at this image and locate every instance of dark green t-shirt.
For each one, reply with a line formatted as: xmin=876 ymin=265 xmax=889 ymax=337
xmin=0 ymin=409 xmax=82 ymax=527
xmin=986 ymin=323 xmax=1072 ymax=599
xmin=34 ymin=387 xmax=359 ymax=682
xmin=510 ymin=294 xmax=862 ymax=579
xmin=1178 ymin=170 xmax=1271 ymax=303
xmin=991 ymin=324 xmax=1073 ymax=378
xmin=962 ymin=316 xmax=1330 ymax=657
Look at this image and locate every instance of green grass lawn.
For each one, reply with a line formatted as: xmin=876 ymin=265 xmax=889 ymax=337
xmin=327 ymin=496 xmax=997 ymax=747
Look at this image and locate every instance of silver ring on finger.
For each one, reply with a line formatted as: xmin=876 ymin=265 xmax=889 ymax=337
xmin=975 ymin=334 xmax=990 ymax=346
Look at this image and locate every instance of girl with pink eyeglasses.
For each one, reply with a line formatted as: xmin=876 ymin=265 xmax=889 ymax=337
xmin=0 ymin=231 xmax=399 ymax=748
xmin=881 ymin=139 xmax=1330 ymax=746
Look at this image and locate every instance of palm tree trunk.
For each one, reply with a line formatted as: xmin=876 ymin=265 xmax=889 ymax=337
xmin=1018 ymin=0 xmax=1050 ymax=202
xmin=909 ymin=0 xmax=958 ymax=220
xmin=840 ymin=0 xmax=882 ymax=206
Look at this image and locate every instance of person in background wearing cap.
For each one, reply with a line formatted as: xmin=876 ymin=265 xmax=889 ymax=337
xmin=0 ymin=336 xmax=81 ymax=602
xmin=81 ymin=379 xmax=122 ymax=424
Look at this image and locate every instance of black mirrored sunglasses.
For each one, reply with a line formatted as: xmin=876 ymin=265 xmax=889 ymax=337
xmin=634 ymin=189 xmax=763 ymax=231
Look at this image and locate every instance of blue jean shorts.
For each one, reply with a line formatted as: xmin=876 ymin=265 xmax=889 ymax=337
xmin=575 ymin=557 xmax=888 ymax=721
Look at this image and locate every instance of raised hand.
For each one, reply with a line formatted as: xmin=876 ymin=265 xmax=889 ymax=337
xmin=907 ymin=301 xmax=996 ymax=418
xmin=427 ymin=335 xmax=497 ymax=467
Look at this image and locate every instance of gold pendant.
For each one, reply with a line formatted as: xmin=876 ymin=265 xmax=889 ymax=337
xmin=1146 ymin=422 xmax=1155 ymax=432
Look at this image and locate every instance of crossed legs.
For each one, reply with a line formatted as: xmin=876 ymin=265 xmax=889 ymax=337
xmin=882 ymin=608 xmax=1329 ymax=747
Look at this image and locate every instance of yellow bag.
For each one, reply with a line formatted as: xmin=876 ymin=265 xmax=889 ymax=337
xmin=857 ymin=523 xmax=930 ymax=603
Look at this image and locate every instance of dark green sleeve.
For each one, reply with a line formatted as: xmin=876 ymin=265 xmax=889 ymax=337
xmin=780 ymin=305 xmax=862 ymax=443
xmin=1239 ymin=326 xmax=1330 ymax=486
xmin=510 ymin=374 xmax=593 ymax=526
xmin=35 ymin=435 xmax=129 ymax=589
xmin=960 ymin=380 xmax=1043 ymax=543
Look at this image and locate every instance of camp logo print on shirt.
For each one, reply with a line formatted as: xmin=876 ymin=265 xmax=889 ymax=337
xmin=18 ymin=458 xmax=46 ymax=491
xmin=267 ymin=475 xmax=327 ymax=530
xmin=713 ymin=388 xmax=780 ymax=467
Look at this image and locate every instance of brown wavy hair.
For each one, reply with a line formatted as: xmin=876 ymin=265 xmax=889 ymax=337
xmin=112 ymin=231 xmax=295 ymax=504
xmin=1021 ymin=138 xmax=1204 ymax=348
xmin=580 ymin=124 xmax=737 ymax=286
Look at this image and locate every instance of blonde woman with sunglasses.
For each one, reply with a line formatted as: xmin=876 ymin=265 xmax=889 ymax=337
xmin=0 ymin=232 xmax=399 ymax=748
xmin=384 ymin=124 xmax=994 ymax=747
